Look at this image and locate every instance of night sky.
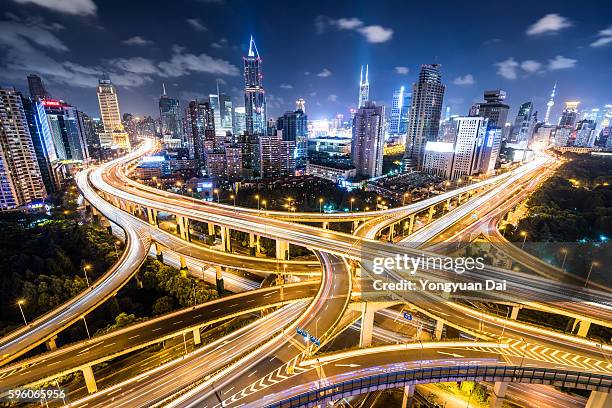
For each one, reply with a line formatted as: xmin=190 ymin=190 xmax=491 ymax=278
xmin=1 ymin=0 xmax=611 ymax=122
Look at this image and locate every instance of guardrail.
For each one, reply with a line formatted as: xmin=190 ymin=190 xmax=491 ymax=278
xmin=264 ymin=364 xmax=612 ymax=408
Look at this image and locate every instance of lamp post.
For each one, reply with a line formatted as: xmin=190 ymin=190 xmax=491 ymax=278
xmin=213 ymin=188 xmax=220 ymax=203
xmin=560 ymin=248 xmax=568 ymax=270
xmin=520 ymin=231 xmax=527 ymax=249
xmin=83 ymin=265 xmax=91 ymax=287
xmin=585 ymin=261 xmax=599 ymax=288
xmin=319 ymin=198 xmax=324 ymax=213
xmin=255 ymin=194 xmax=260 ymax=211
xmin=350 ymin=197 xmax=355 ymax=212
xmin=262 ymin=200 xmax=267 ymax=210
xmin=403 ymin=192 xmax=410 ymax=206
xmin=230 ymin=194 xmax=236 ymax=207
xmin=17 ymin=299 xmax=27 ymax=326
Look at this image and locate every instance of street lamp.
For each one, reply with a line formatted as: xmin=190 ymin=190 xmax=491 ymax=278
xmin=350 ymin=197 xmax=355 ymax=212
xmin=230 ymin=194 xmax=236 ymax=207
xmin=520 ymin=231 xmax=528 ymax=249
xmin=213 ymin=188 xmax=220 ymax=203
xmin=255 ymin=194 xmax=260 ymax=210
xmin=403 ymin=192 xmax=410 ymax=206
xmin=444 ymin=181 xmax=451 ymax=191
xmin=319 ymin=198 xmax=324 ymax=213
xmin=585 ymin=261 xmax=599 ymax=288
xmin=17 ymin=299 xmax=27 ymax=325
xmin=262 ymin=200 xmax=267 ymax=210
xmin=560 ymin=248 xmax=568 ymax=270
xmin=113 ymin=240 xmax=121 ymax=259
xmin=83 ymin=264 xmax=91 ymax=287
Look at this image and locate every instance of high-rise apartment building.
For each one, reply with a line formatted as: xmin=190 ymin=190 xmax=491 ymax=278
xmin=96 ymin=76 xmax=129 ymax=148
xmin=450 ymin=116 xmax=487 ymax=180
xmin=186 ymin=100 xmax=215 ymax=162
xmin=0 ymin=88 xmax=47 ymax=210
xmin=351 ymin=101 xmax=385 ymax=178
xmin=159 ymin=85 xmax=183 ymax=141
xmin=470 ymin=90 xmax=510 ymax=128
xmin=389 ymin=86 xmax=411 ymax=136
xmin=77 ymin=111 xmax=101 ymax=159
xmin=259 ymin=131 xmax=295 ymax=178
xmin=21 ymin=95 xmax=58 ymax=193
xmin=358 ymin=65 xmax=370 ymax=109
xmin=574 ymin=120 xmax=597 ymax=147
xmin=27 ymin=74 xmax=51 ymax=100
xmin=233 ymin=107 xmax=246 ymax=135
xmin=403 ymin=64 xmax=445 ymax=170
xmin=276 ymin=109 xmax=308 ymax=167
xmin=244 ymin=36 xmax=266 ymax=136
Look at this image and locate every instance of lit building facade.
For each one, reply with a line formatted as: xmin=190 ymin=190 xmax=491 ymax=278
xmin=358 ymin=65 xmax=369 ymax=109
xmin=96 ymin=76 xmax=129 ymax=148
xmin=244 ymin=36 xmax=266 ymax=136
xmin=389 ymin=86 xmax=411 ymax=137
xmin=351 ymin=101 xmax=385 ymax=178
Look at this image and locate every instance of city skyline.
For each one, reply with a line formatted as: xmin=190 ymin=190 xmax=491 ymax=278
xmin=0 ymin=0 xmax=611 ymax=121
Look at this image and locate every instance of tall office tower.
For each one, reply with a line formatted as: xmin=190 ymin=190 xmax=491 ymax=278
xmin=43 ymin=100 xmax=89 ymax=162
xmin=403 ymin=64 xmax=445 ymax=170
xmin=444 ymin=105 xmax=451 ymax=121
xmin=544 ymin=83 xmax=556 ymax=124
xmin=559 ymin=101 xmax=580 ymax=128
xmin=479 ymin=126 xmax=502 ymax=175
xmin=358 ymin=65 xmax=370 ymax=109
xmin=423 ymin=142 xmax=455 ymax=178
xmin=27 ymin=74 xmax=51 ymax=100
xmin=96 ymin=75 xmax=129 ymax=148
xmin=0 ymin=88 xmax=47 ymax=210
xmin=21 ymin=95 xmax=58 ymax=193
xmin=296 ymin=98 xmax=306 ymax=112
xmin=554 ymin=127 xmax=572 ymax=147
xmin=471 ymin=90 xmax=510 ymax=127
xmin=233 ymin=107 xmax=246 ymax=135
xmin=209 ymin=92 xmax=233 ymax=143
xmin=159 ymin=85 xmax=183 ymax=139
xmin=186 ymin=100 xmax=215 ymax=162
xmin=77 ymin=111 xmax=101 ymax=157
xmin=244 ymin=36 xmax=266 ymax=136
xmin=259 ymin=131 xmax=295 ymax=178
xmin=351 ymin=101 xmax=385 ymax=178
xmin=510 ymin=102 xmax=536 ymax=146
xmin=574 ymin=120 xmax=597 ymax=147
xmin=276 ymin=109 xmax=308 ymax=167
xmin=389 ymin=86 xmax=411 ymax=136
xmin=450 ymin=116 xmax=487 ymax=180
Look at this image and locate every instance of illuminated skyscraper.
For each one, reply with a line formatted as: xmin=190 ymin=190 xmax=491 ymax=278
xmin=358 ymin=65 xmax=369 ymax=109
xmin=233 ymin=107 xmax=246 ymax=135
xmin=96 ymin=75 xmax=129 ymax=148
xmin=43 ymin=100 xmax=89 ymax=162
xmin=352 ymin=101 xmax=385 ymax=178
xmin=389 ymin=86 xmax=411 ymax=136
xmin=0 ymin=88 xmax=47 ymax=210
xmin=296 ymin=98 xmax=306 ymax=112
xmin=27 ymin=74 xmax=51 ymax=100
xmin=186 ymin=100 xmax=215 ymax=162
xmin=403 ymin=64 xmax=445 ymax=170
xmin=510 ymin=102 xmax=537 ymax=146
xmin=159 ymin=84 xmax=183 ymax=140
xmin=277 ymin=109 xmax=308 ymax=167
xmin=544 ymin=83 xmax=556 ymax=124
xmin=471 ymin=90 xmax=509 ymax=128
xmin=559 ymin=101 xmax=580 ymax=128
xmin=244 ymin=36 xmax=266 ymax=136
xmin=209 ymin=92 xmax=233 ymax=144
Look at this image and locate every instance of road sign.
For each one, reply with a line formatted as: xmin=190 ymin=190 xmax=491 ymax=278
xmin=403 ymin=312 xmax=413 ymax=320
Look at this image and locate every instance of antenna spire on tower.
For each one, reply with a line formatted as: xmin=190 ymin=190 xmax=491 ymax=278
xmin=162 ymin=83 xmax=166 ymax=96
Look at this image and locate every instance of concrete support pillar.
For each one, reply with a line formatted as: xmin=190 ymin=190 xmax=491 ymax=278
xmin=179 ymin=255 xmax=188 ymax=276
xmin=407 ymin=214 xmax=415 ymax=235
xmin=352 ymin=220 xmax=359 ymax=232
xmin=207 ymin=222 xmax=215 ymax=236
xmin=155 ymin=242 xmax=164 ymax=262
xmin=215 ymin=265 xmax=224 ymax=295
xmin=220 ymin=226 xmax=232 ymax=252
xmin=82 ymin=365 xmax=98 ymax=394
xmin=586 ymin=391 xmax=612 ymax=408
xmin=489 ymin=382 xmax=508 ymax=408
xmin=576 ymin=320 xmax=592 ymax=337
xmin=388 ymin=224 xmax=395 ymax=242
xmin=434 ymin=319 xmax=444 ymax=340
xmin=45 ymin=336 xmax=58 ymax=351
xmin=401 ymin=384 xmax=415 ymax=408
xmin=510 ymin=305 xmax=520 ymax=320
xmin=322 ymin=221 xmax=329 ymax=229
xmin=359 ymin=303 xmax=375 ymax=348
xmin=427 ymin=206 xmax=435 ymax=223
xmin=445 ymin=198 xmax=451 ymax=211
xmin=276 ymin=240 xmax=289 ymax=260
xmin=193 ymin=328 xmax=201 ymax=346
xmin=176 ymin=215 xmax=190 ymax=241
xmin=147 ymin=208 xmax=158 ymax=226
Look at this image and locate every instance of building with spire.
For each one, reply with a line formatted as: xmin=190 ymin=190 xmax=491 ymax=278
xmin=544 ymin=83 xmax=556 ymax=124
xmin=358 ymin=65 xmax=369 ymax=109
xmin=96 ymin=75 xmax=129 ymax=149
xmin=159 ymin=84 xmax=183 ymax=144
xmin=244 ymin=36 xmax=266 ymax=136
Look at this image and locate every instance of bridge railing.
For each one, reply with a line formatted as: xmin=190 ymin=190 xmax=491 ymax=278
xmin=264 ymin=364 xmax=612 ymax=408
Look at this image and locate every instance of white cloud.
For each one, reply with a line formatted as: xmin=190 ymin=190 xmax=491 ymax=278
xmin=453 ymin=74 xmax=475 ymax=86
xmin=158 ymin=50 xmax=240 ymax=77
xmin=320 ymin=16 xmax=394 ymax=44
xmin=548 ymin=55 xmax=577 ymax=70
xmin=590 ymin=26 xmax=612 ymax=47
xmin=280 ymin=84 xmax=293 ymax=89
xmin=304 ymin=71 xmax=310 ymax=76
xmin=186 ymin=18 xmax=207 ymax=32
xmin=358 ymin=25 xmax=393 ymax=43
xmin=316 ymin=68 xmax=332 ymax=77
xmin=109 ymin=57 xmax=159 ymax=74
xmin=495 ymin=58 xmax=519 ymax=80
xmin=309 ymin=92 xmax=317 ymax=97
xmin=394 ymin=66 xmax=409 ymax=75
xmin=0 ymin=19 xmax=68 ymax=52
xmin=520 ymin=60 xmax=542 ymax=73
xmin=526 ymin=14 xmax=572 ymax=35
xmin=327 ymin=94 xmax=338 ymax=102
xmin=122 ymin=36 xmax=152 ymax=46
xmin=12 ymin=0 xmax=97 ymax=16
xmin=211 ymin=38 xmax=229 ymax=48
